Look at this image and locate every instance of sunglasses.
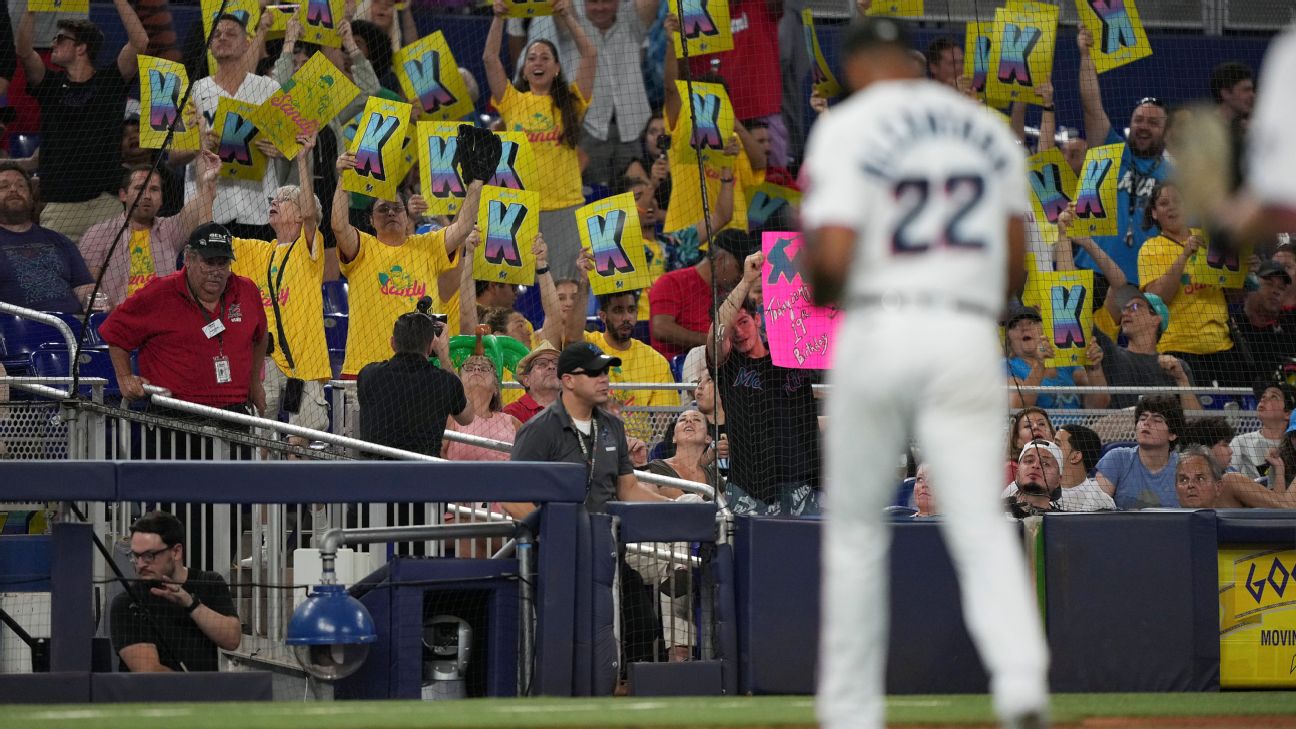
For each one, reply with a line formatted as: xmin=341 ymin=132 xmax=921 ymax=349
xmin=52 ymin=33 xmax=78 ymax=45
xmin=1136 ymin=96 xmax=1166 ymax=109
xmin=568 ymin=366 xmax=610 ymax=378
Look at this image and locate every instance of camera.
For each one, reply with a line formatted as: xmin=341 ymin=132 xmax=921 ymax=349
xmin=656 ymin=135 xmax=671 ymax=156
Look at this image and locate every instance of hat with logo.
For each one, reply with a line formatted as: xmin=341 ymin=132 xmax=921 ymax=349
xmin=1114 ymin=285 xmax=1170 ymax=335
xmin=557 ymin=341 xmax=621 ymax=377
xmin=186 ymin=222 xmax=236 ymax=260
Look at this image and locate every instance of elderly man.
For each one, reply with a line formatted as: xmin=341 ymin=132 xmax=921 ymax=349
xmin=1095 ymin=395 xmax=1184 ymax=509
xmin=99 ymin=223 xmax=268 ymax=415
xmin=110 ymin=511 xmax=240 ymax=672
xmin=1073 ymin=27 xmax=1171 ymax=284
xmin=16 ymin=2 xmax=149 ymax=241
xmin=1175 ymin=445 xmax=1223 ymax=509
xmin=503 ymin=341 xmax=561 ymax=424
xmin=80 ymin=151 xmax=221 ymax=309
xmin=0 ymin=163 xmax=94 ymax=312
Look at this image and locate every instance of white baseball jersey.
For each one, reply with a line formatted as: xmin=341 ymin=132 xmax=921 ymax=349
xmin=1248 ymin=28 xmax=1296 ymax=209
xmin=801 ymin=80 xmax=1029 ymax=314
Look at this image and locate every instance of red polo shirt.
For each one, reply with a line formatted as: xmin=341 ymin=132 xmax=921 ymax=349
xmin=98 ymin=269 xmax=268 ymax=407
xmin=649 ymin=266 xmax=713 ymax=359
xmin=502 ymin=392 xmax=546 ymax=424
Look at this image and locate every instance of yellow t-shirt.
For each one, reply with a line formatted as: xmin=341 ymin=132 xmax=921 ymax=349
xmin=232 ymin=230 xmax=330 ymax=382
xmin=126 ymin=229 xmax=157 ymax=299
xmin=496 ymin=84 xmax=589 ymax=210
xmin=583 ymin=330 xmax=678 ymax=408
xmin=1136 ymin=232 xmax=1231 ymax=355
xmin=638 ymin=237 xmax=666 ymax=323
xmin=663 ymin=112 xmax=763 ymax=234
xmin=339 ymin=229 xmax=452 ymax=376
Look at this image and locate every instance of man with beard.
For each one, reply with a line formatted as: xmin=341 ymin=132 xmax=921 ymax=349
xmin=1074 ymin=27 xmax=1172 ymax=285
xmin=1007 ymin=440 xmax=1064 ymax=517
xmin=1232 ymin=262 xmax=1296 ymax=384
xmin=331 ymin=149 xmax=483 ymax=378
xmin=581 ymin=290 xmax=678 ymax=438
xmin=79 ymin=151 xmax=221 ymax=309
xmin=110 ymin=511 xmax=240 ymax=672
xmin=0 ymin=163 xmax=94 ymax=312
xmin=99 ymin=222 xmax=268 ymax=414
xmin=16 ymin=5 xmax=149 ymax=242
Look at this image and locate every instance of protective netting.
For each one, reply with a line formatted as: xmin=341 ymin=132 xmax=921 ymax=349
xmin=0 ymin=0 xmax=1290 ymax=524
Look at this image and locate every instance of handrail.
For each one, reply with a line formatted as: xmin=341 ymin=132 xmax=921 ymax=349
xmin=0 ymin=302 xmax=80 ymax=376
xmin=140 ymin=384 xmax=442 ymax=462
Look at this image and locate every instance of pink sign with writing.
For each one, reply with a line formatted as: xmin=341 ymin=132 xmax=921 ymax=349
xmin=761 ymin=232 xmax=840 ymax=370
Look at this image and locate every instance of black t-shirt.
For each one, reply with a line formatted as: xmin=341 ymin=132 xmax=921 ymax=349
xmin=109 ymin=569 xmax=238 ymax=672
xmin=1232 ymin=313 xmax=1296 ymax=383
xmin=1095 ymin=331 xmax=1194 ymax=409
xmin=717 ymin=351 xmax=821 ymax=502
xmin=357 ymin=352 xmax=467 ymax=457
xmin=31 ymin=67 xmax=128 ymax=202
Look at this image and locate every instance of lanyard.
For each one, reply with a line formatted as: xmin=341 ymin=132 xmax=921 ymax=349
xmin=571 ymin=417 xmax=599 ymax=488
xmin=187 ymin=279 xmax=227 ymax=353
xmin=1125 ymin=155 xmax=1164 ymax=247
xmin=266 ymin=237 xmax=299 ymax=370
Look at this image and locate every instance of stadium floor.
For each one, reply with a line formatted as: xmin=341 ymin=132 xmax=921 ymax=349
xmin=1 ymin=693 xmax=1295 ymax=728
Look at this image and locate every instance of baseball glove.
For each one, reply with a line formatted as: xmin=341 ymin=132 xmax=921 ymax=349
xmin=453 ymin=124 xmax=502 ymax=184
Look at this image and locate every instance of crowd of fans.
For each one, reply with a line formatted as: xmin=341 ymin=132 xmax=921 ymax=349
xmin=0 ymin=0 xmax=1293 ymax=520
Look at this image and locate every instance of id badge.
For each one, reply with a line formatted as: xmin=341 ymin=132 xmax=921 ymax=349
xmin=214 ymin=356 xmax=232 ymax=384
xmin=203 ymin=319 xmax=226 ymax=339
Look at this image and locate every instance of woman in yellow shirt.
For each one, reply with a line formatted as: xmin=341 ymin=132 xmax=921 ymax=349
xmin=483 ymin=0 xmax=597 ymax=283
xmin=1136 ymin=181 xmax=1246 ymax=387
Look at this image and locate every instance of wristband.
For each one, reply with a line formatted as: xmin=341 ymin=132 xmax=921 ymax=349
xmin=535 ymin=266 xmax=550 ymax=276
xmin=185 ymin=595 xmax=202 ymax=614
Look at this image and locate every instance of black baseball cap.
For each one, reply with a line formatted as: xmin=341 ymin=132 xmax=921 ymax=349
xmin=1257 ymin=260 xmax=1292 ymax=285
xmin=842 ymin=16 xmax=912 ymax=56
xmin=1003 ymin=305 xmax=1042 ymax=330
xmin=186 ymin=222 xmax=236 ymax=260
xmin=557 ymin=342 xmax=621 ymax=377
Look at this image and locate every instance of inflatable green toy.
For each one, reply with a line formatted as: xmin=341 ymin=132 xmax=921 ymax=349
xmin=447 ymin=324 xmax=531 ymax=380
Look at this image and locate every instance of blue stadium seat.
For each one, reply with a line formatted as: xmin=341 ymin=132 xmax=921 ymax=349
xmin=88 ymin=312 xmax=110 ymax=344
xmin=10 ymin=133 xmax=39 ymax=159
xmin=892 ymin=477 xmax=916 ymax=509
xmin=322 ymin=280 xmax=349 ymax=316
xmin=1099 ymin=440 xmax=1137 ymax=461
xmin=585 ymin=315 xmax=603 ymax=332
xmin=670 ymin=353 xmax=687 ymax=382
xmin=324 ymin=314 xmax=349 ymax=351
xmin=632 ymin=321 xmax=650 ymax=344
xmin=29 ymin=347 xmax=123 ymax=397
xmin=0 ymin=314 xmax=80 ymax=373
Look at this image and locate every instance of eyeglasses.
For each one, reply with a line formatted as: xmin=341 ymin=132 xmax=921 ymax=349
xmin=461 ymin=361 xmax=495 ymax=374
xmin=1122 ymin=301 xmax=1146 ymax=313
xmin=529 ymin=359 xmax=558 ymax=371
xmin=267 ymin=196 xmax=297 ymax=206
xmin=129 ymin=546 xmax=173 ymax=564
xmin=1136 ymin=96 xmax=1166 ymax=109
xmin=372 ymin=203 xmax=405 ymax=215
xmin=52 ymin=33 xmax=77 ymax=45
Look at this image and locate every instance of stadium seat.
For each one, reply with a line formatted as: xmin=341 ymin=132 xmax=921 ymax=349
xmin=0 ymin=314 xmax=81 ymax=373
xmin=632 ymin=321 xmax=650 ymax=344
xmin=324 ymin=314 xmax=349 ymax=351
xmin=1099 ymin=440 xmax=1137 ymax=461
xmin=9 ymin=133 xmax=38 ymax=159
xmin=892 ymin=477 xmax=916 ymax=509
xmin=88 ymin=312 xmax=110 ymax=344
xmin=670 ymin=354 xmax=687 ymax=382
xmin=322 ymin=280 xmax=349 ymax=316
xmin=29 ymin=347 xmax=123 ymax=397
xmin=514 ymin=285 xmax=544 ymax=329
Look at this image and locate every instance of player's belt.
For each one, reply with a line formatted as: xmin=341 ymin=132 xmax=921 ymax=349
xmin=851 ymin=293 xmax=998 ymax=320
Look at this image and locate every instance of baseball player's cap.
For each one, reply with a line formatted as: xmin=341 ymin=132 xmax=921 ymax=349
xmin=186 ymin=222 xmax=236 ymax=261
xmin=842 ymin=16 xmax=912 ymax=56
xmin=1003 ymin=305 xmax=1042 ymax=330
xmin=1254 ymin=381 xmax=1296 ymax=412
xmin=1257 ymin=260 xmax=1292 ymax=285
xmin=711 ymin=229 xmax=759 ymax=261
xmin=1018 ymin=439 xmax=1064 ymax=470
xmin=517 ymin=340 xmax=560 ymax=374
xmin=557 ymin=342 xmax=622 ymax=377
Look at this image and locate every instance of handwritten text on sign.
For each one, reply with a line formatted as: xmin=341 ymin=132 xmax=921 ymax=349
xmin=761 ymin=232 xmax=840 ymax=370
